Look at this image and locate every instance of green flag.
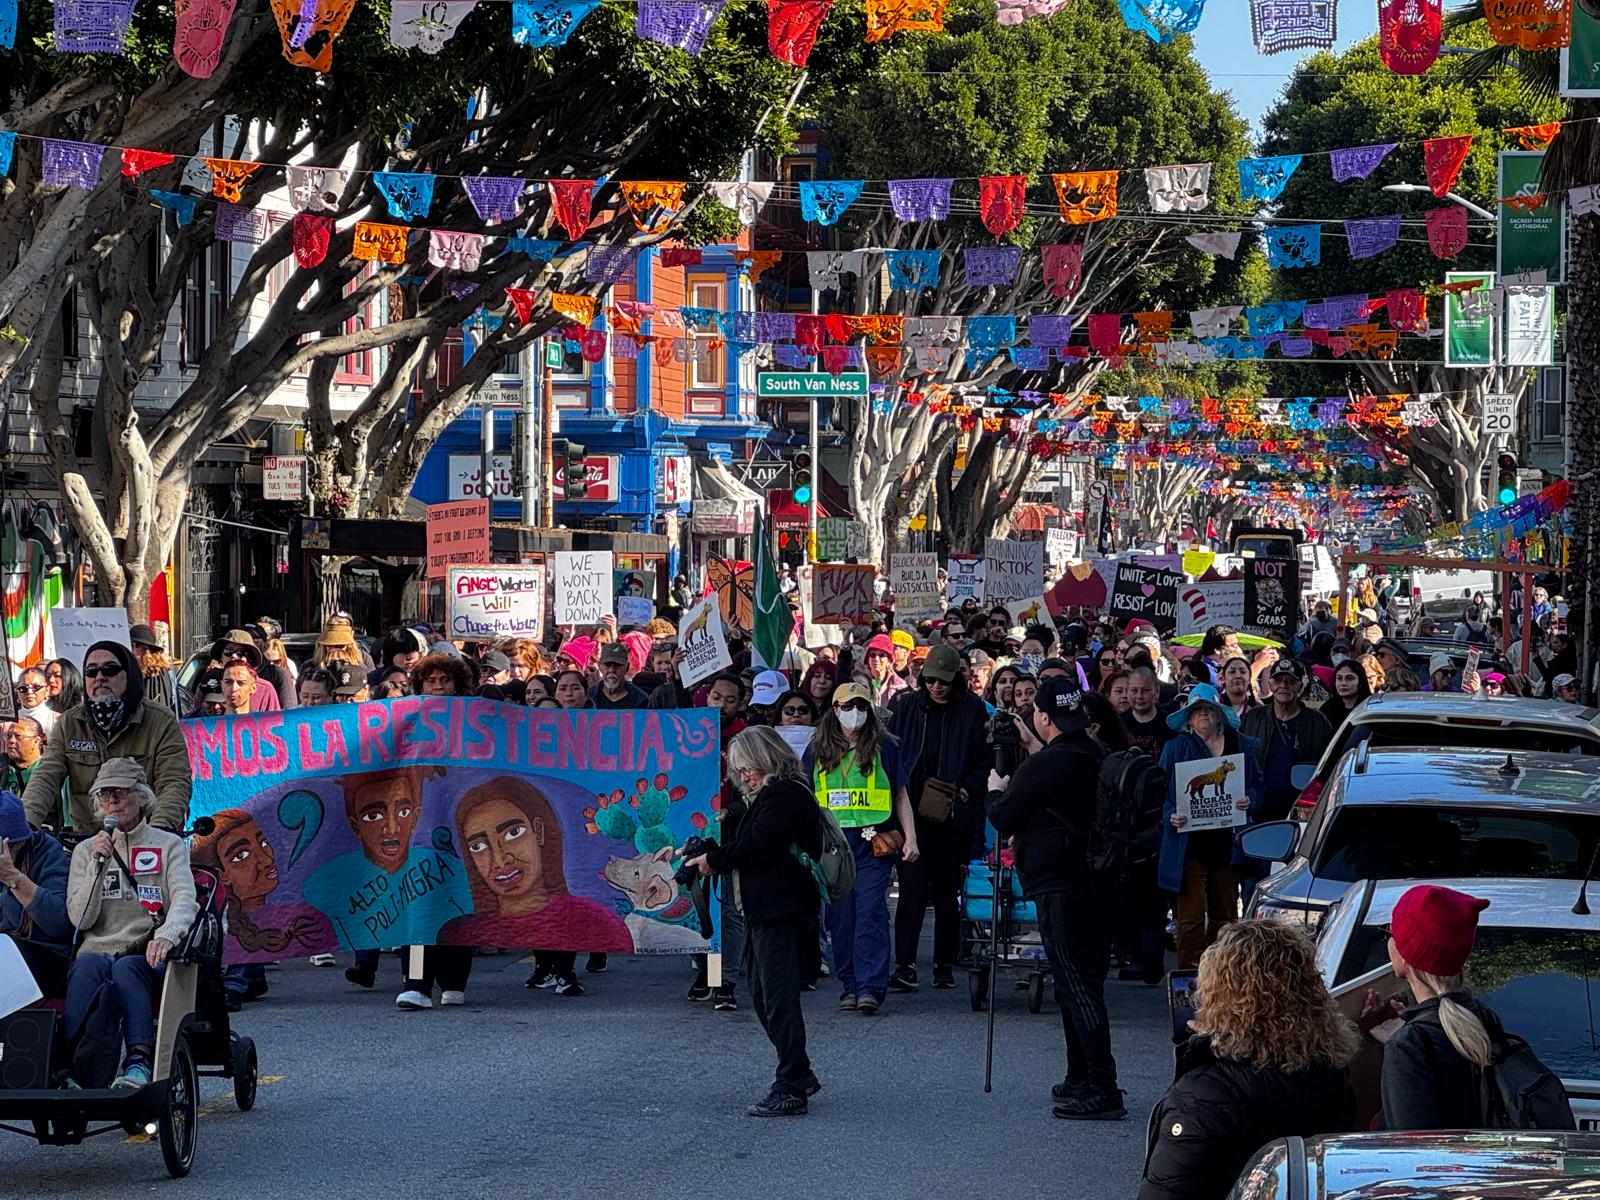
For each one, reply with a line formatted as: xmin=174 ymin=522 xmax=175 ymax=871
xmin=751 ymin=511 xmax=789 ymax=670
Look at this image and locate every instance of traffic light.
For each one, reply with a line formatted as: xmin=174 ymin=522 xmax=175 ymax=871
xmin=793 ymin=451 xmax=813 ymax=505
xmin=564 ymin=439 xmax=587 ymax=499
xmin=1496 ymin=452 xmax=1519 ymax=506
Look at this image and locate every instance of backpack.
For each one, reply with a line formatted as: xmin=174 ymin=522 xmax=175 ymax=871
xmin=791 ymin=805 xmax=856 ymax=905
xmin=69 ymin=978 xmax=126 ymax=1089
xmin=1481 ymin=1031 xmax=1577 ymax=1130
xmin=1090 ymin=748 xmax=1166 ymax=875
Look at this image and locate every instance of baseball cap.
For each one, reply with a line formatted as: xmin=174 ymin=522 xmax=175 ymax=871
xmin=1035 ymin=675 xmax=1089 ymax=732
xmin=890 ymin=629 xmax=915 ymax=651
xmin=921 ymin=644 xmax=961 ymax=683
xmin=1390 ymin=884 xmax=1489 ymax=977
xmin=90 ymin=756 xmax=150 ymax=796
xmin=1429 ymin=652 xmax=1455 ymax=677
xmin=832 ymin=682 xmax=874 ymax=707
xmin=865 ymin=634 xmax=895 ymax=657
xmin=1269 ymin=657 xmax=1305 ymax=682
xmin=331 ymin=663 xmax=366 ymax=695
xmin=0 ymin=792 xmax=30 ymax=843
xmin=198 ymin=671 xmax=225 ymax=703
xmin=1375 ymin=637 xmax=1409 ymax=662
xmin=1554 ymin=672 xmax=1578 ymax=690
xmin=480 ymin=649 xmax=511 ymax=673
xmin=1037 ymin=656 xmax=1073 ymax=678
xmin=598 ymin=642 xmax=631 ymax=667
xmin=751 ymin=670 xmax=789 ymax=706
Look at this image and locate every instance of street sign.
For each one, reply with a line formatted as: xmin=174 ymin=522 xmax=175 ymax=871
xmin=757 ymin=372 xmax=868 ymax=398
xmin=739 ymin=459 xmax=791 ymax=491
xmin=262 ymin=455 xmax=307 ymax=501
xmin=1481 ymin=394 xmax=1516 ymax=438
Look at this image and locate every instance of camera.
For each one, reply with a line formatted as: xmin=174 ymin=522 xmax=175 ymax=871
xmin=987 ymin=711 xmax=1023 ymax=777
xmin=675 ymin=835 xmax=720 ymax=940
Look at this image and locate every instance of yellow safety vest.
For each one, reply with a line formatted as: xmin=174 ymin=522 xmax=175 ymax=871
xmin=814 ymin=749 xmax=893 ymax=828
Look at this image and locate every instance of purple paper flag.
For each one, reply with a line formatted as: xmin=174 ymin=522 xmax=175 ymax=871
xmin=887 ymin=178 xmax=953 ymax=222
xmin=1303 ymin=294 xmax=1368 ymax=329
xmin=585 ymin=244 xmax=639 ymax=284
xmin=753 ymin=312 xmax=796 ymax=341
xmin=289 ymin=0 xmax=317 ymax=46
xmin=776 ymin=345 xmax=811 ymax=368
xmin=962 ymin=245 xmax=1021 ymax=287
xmin=1329 ymin=143 xmax=1397 ymax=183
xmin=448 ymin=281 xmax=479 ymax=300
xmin=636 ymin=0 xmax=726 ymax=54
xmin=461 ymin=176 xmax=524 ymax=225
xmin=1028 ymin=314 xmax=1074 ymax=346
xmin=41 ymin=138 xmax=106 ymax=189
xmin=53 ymin=0 xmax=137 ymax=52
xmin=1343 ymin=214 xmax=1401 ymax=260
xmin=214 ymin=202 xmax=266 ymax=244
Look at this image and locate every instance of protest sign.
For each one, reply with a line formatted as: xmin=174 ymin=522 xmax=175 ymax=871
xmin=553 ymin=551 xmax=614 ymax=626
xmin=1242 ymin=557 xmax=1301 ymax=643
xmin=1045 ymin=528 xmax=1078 ymax=567
xmin=890 ymin=552 xmax=942 ymax=629
xmin=1109 ymin=562 xmax=1184 ymax=631
xmin=946 ymin=554 xmax=985 ymax=605
xmin=618 ymin=596 xmax=655 ymax=626
xmin=183 ymin=701 xmax=723 ymax=961
xmin=50 ymin=607 xmax=131 ymax=667
xmin=447 ymin=565 xmax=545 ymax=641
xmin=1173 ymin=754 xmax=1248 ymax=833
xmin=816 ymin=517 xmax=851 ymax=562
xmin=811 ymin=563 xmax=877 ymax=625
xmin=678 ymin=595 xmax=732 ymax=687
xmin=983 ymin=538 xmax=1045 ymax=604
xmin=1003 ymin=597 xmax=1051 ymax=627
xmin=615 ymin=567 xmax=657 ymax=627
xmin=425 ymin=500 xmax=489 ymax=579
xmin=1175 ymin=580 xmax=1246 ymax=636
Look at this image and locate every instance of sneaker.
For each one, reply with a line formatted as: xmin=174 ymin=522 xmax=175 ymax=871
xmin=585 ymin=954 xmax=608 ymax=974
xmin=932 ymin=965 xmax=956 ymax=990
xmin=525 ymin=965 xmax=558 ymax=989
xmin=856 ymin=996 xmax=881 ymax=1016
xmin=309 ymin=954 xmax=337 ymax=967
xmin=802 ymin=1074 xmax=823 ymax=1097
xmin=243 ymin=977 xmax=269 ymax=1001
xmin=747 ymin=1090 xmax=807 ymax=1117
xmin=687 ymin=980 xmax=712 ymax=1002
xmin=818 ymin=960 xmax=831 ymax=978
xmin=1051 ymin=1078 xmax=1087 ymax=1101
xmin=396 ymin=990 xmax=432 ymax=1010
xmin=713 ymin=987 xmax=737 ymax=1011
xmin=112 ymin=1061 xmax=152 ymax=1090
xmin=839 ymin=993 xmax=858 ymax=1012
xmin=888 ymin=965 xmax=918 ymax=992
xmin=1116 ymin=965 xmax=1146 ymax=982
xmin=225 ymin=991 xmax=244 ymax=1013
xmin=1052 ymin=1089 xmax=1128 ymax=1122
xmin=345 ymin=966 xmax=376 ymax=989
xmin=439 ymin=990 xmax=467 ymax=1006
xmin=554 ymin=976 xmax=585 ymax=997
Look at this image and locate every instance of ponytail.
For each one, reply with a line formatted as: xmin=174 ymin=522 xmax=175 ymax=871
xmin=1415 ymin=969 xmax=1492 ymax=1068
xmin=224 ymin=894 xmax=295 ymax=956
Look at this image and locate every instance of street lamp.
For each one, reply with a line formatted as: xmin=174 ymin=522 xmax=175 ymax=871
xmin=1381 ymin=182 xmax=1496 ymax=221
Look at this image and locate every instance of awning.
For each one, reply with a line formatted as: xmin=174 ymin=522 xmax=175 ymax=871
xmin=766 ymin=489 xmax=833 ymax=531
xmin=692 ymin=461 xmax=762 ymax=536
xmin=1011 ymin=503 xmax=1062 ymax=532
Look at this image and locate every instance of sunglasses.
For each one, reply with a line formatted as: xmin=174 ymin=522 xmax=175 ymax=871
xmin=925 ymin=676 xmax=952 ymax=686
xmin=84 ymin=663 xmax=124 ymax=679
xmin=1097 ymin=655 xmax=1116 ymax=665
xmin=16 ymin=682 xmax=46 ymax=693
xmin=224 ymin=645 xmax=252 ymax=658
xmin=833 ymin=700 xmax=868 ymax=713
xmin=781 ymin=706 xmax=810 ymax=716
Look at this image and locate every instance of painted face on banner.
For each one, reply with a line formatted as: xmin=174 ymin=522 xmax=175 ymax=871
xmin=462 ymin=796 xmax=545 ymax=906
xmin=347 ymin=774 xmax=423 ymax=873
xmin=217 ymin=817 xmax=280 ymax=905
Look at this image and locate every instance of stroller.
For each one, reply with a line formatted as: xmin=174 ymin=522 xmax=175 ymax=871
xmin=961 ymin=853 xmax=1050 ymax=1015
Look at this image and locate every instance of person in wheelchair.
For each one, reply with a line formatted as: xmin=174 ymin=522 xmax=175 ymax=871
xmin=0 ymin=790 xmax=73 ymax=996
xmin=64 ymin=758 xmax=198 ymax=1090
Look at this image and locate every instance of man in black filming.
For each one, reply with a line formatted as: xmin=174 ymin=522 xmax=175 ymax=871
xmin=987 ymin=675 xmax=1125 ymax=1121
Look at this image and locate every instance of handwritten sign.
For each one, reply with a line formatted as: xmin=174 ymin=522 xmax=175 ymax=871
xmin=1109 ymin=562 xmax=1185 ymax=631
xmin=1242 ymin=557 xmax=1300 ymax=643
xmin=1045 ymin=528 xmax=1078 ymax=567
xmin=49 ymin=607 xmax=132 ymax=668
xmin=946 ymin=554 xmax=984 ymax=605
xmin=678 ymin=595 xmax=732 ymax=687
xmin=1173 ymin=754 xmax=1248 ymax=833
xmin=447 ymin=565 xmax=545 ymax=641
xmin=890 ymin=552 xmax=941 ymax=629
xmin=553 ymin=551 xmax=614 ymax=626
xmin=811 ymin=563 xmax=877 ymax=625
xmin=816 ymin=517 xmax=851 ymax=562
xmin=425 ymin=500 xmax=489 ymax=579
xmin=1175 ymin=580 xmax=1246 ymax=636
xmin=982 ymin=538 xmax=1044 ymax=604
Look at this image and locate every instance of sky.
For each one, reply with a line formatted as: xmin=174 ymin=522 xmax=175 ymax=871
xmin=1185 ymin=0 xmax=1380 ymax=134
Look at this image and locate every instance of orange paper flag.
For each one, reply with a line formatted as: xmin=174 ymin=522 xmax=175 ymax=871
xmin=1052 ymin=171 xmax=1118 ymax=224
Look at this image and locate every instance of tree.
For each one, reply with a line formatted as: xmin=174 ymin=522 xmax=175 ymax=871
xmin=1257 ymin=29 xmax=1563 ymax=520
xmin=807 ymin=0 xmax=1253 ymax=559
xmin=1 ymin=1 xmax=809 ymax=619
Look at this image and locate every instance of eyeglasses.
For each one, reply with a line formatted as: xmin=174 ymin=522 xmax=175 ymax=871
xmin=84 ymin=663 xmax=124 ymax=679
xmin=833 ymin=700 xmax=868 ymax=713
xmin=781 ymin=706 xmax=810 ymax=716
xmin=15 ymin=682 xmax=45 ymax=694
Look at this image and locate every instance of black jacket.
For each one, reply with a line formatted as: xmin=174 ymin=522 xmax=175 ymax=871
xmin=1380 ymin=993 xmax=1504 ymax=1131
xmin=705 ymin=775 xmax=821 ymax=925
xmin=1140 ymin=1036 xmax=1356 ymax=1200
xmin=986 ymin=731 xmax=1102 ymax=898
xmin=260 ymin=660 xmax=297 ymax=709
xmin=887 ymin=684 xmax=991 ymax=812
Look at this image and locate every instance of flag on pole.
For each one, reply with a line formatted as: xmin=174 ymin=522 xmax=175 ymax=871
xmin=751 ymin=510 xmax=789 ymax=670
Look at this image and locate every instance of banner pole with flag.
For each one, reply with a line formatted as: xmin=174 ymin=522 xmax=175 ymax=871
xmin=751 ymin=509 xmax=789 ymax=670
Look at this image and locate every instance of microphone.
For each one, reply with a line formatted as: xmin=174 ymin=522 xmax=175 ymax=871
xmin=94 ymin=816 xmax=117 ymax=862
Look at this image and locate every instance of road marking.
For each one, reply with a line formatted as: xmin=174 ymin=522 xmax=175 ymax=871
xmin=126 ymin=1075 xmax=284 ymax=1142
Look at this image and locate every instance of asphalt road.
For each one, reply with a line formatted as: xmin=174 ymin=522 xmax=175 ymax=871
xmin=5 ymin=949 xmax=1174 ymax=1196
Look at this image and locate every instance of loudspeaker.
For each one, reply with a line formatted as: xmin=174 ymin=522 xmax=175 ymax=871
xmin=0 ymin=1007 xmax=57 ymax=1090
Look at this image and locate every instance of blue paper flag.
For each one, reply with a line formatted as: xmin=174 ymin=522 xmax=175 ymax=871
xmin=1264 ymin=224 xmax=1321 ymax=269
xmin=506 ymin=236 xmax=563 ymax=262
xmin=373 ymin=171 xmax=436 ymax=221
xmin=511 ymin=0 xmax=600 ymax=45
xmin=0 ymin=130 xmax=14 ymax=177
xmin=0 ymin=0 xmax=14 ymax=49
xmin=798 ymin=180 xmax=864 ymax=226
xmin=885 ymin=249 xmax=941 ymax=292
xmin=151 ymin=189 xmax=199 ymax=227
xmin=1238 ymin=155 xmax=1302 ymax=202
xmin=967 ymin=316 xmax=1016 ymax=351
xmin=1117 ymin=0 xmax=1206 ymax=43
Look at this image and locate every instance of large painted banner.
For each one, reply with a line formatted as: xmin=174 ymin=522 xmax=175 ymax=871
xmin=183 ymin=701 xmax=723 ymax=964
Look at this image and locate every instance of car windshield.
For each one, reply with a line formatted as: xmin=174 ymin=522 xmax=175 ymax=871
xmin=1335 ymin=927 xmax=1600 ymax=1080
xmin=1314 ymin=807 xmax=1599 ymax=884
xmin=1235 ymin=536 xmax=1296 ymax=560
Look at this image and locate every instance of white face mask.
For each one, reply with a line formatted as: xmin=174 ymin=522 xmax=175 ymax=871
xmin=1331 ymin=653 xmax=1348 ymax=667
xmin=838 ymin=708 xmax=868 ymax=732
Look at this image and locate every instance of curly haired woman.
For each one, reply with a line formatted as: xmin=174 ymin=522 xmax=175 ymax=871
xmin=1139 ymin=920 xmax=1358 ymax=1200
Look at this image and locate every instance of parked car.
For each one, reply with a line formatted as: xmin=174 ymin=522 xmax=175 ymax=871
xmin=1228 ymin=1132 xmax=1600 ymax=1200
xmin=1308 ymin=876 xmax=1600 ymax=1131
xmin=1243 ymin=746 xmax=1600 ymax=927
xmin=1292 ymin=693 xmax=1600 ymax=821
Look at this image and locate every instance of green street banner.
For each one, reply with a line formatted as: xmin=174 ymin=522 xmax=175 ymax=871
xmin=1562 ymin=5 xmax=1600 ymax=96
xmin=1498 ymin=152 xmax=1564 ymax=284
xmin=1444 ymin=271 xmax=1496 ymax=369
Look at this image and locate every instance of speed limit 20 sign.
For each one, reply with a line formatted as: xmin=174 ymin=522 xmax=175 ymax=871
xmin=1481 ymin=394 xmax=1515 ymax=437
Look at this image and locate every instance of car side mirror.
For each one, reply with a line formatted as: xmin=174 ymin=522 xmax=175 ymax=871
xmin=1290 ymin=763 xmax=1316 ymax=791
xmin=1238 ymin=820 xmax=1299 ymax=863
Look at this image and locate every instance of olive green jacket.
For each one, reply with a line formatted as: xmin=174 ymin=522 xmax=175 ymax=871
xmin=21 ymin=701 xmax=192 ymax=832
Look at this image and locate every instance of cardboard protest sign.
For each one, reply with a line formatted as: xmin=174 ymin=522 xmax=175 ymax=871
xmin=1243 ymin=557 xmax=1300 ymax=643
xmin=815 ymin=517 xmax=851 ymax=562
xmin=447 ymin=565 xmax=545 ymax=641
xmin=553 ymin=550 xmax=614 ymax=626
xmin=1003 ymin=597 xmax=1050 ymax=627
xmin=946 ymin=554 xmax=985 ymax=605
xmin=1173 ymin=754 xmax=1248 ymax=832
xmin=983 ymin=538 xmax=1045 ymax=604
xmin=811 ymin=563 xmax=877 ymax=625
xmin=1045 ymin=528 xmax=1078 ymax=566
xmin=425 ymin=500 xmax=489 ymax=579
xmin=184 ymin=702 xmax=723 ymax=960
xmin=1175 ymin=580 xmax=1246 ymax=636
xmin=890 ymin=552 xmax=941 ymax=629
xmin=49 ymin=607 xmax=130 ymax=668
xmin=618 ymin=596 xmax=655 ymax=627
xmin=1109 ymin=562 xmax=1185 ymax=631
xmin=678 ymin=595 xmax=732 ymax=687
xmin=615 ymin=568 xmax=656 ymax=600
xmin=1046 ymin=560 xmax=1109 ymax=613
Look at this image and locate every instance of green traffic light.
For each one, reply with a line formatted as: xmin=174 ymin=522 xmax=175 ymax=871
xmin=794 ymin=485 xmax=813 ymax=504
xmin=1498 ymin=486 xmax=1517 ymax=505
